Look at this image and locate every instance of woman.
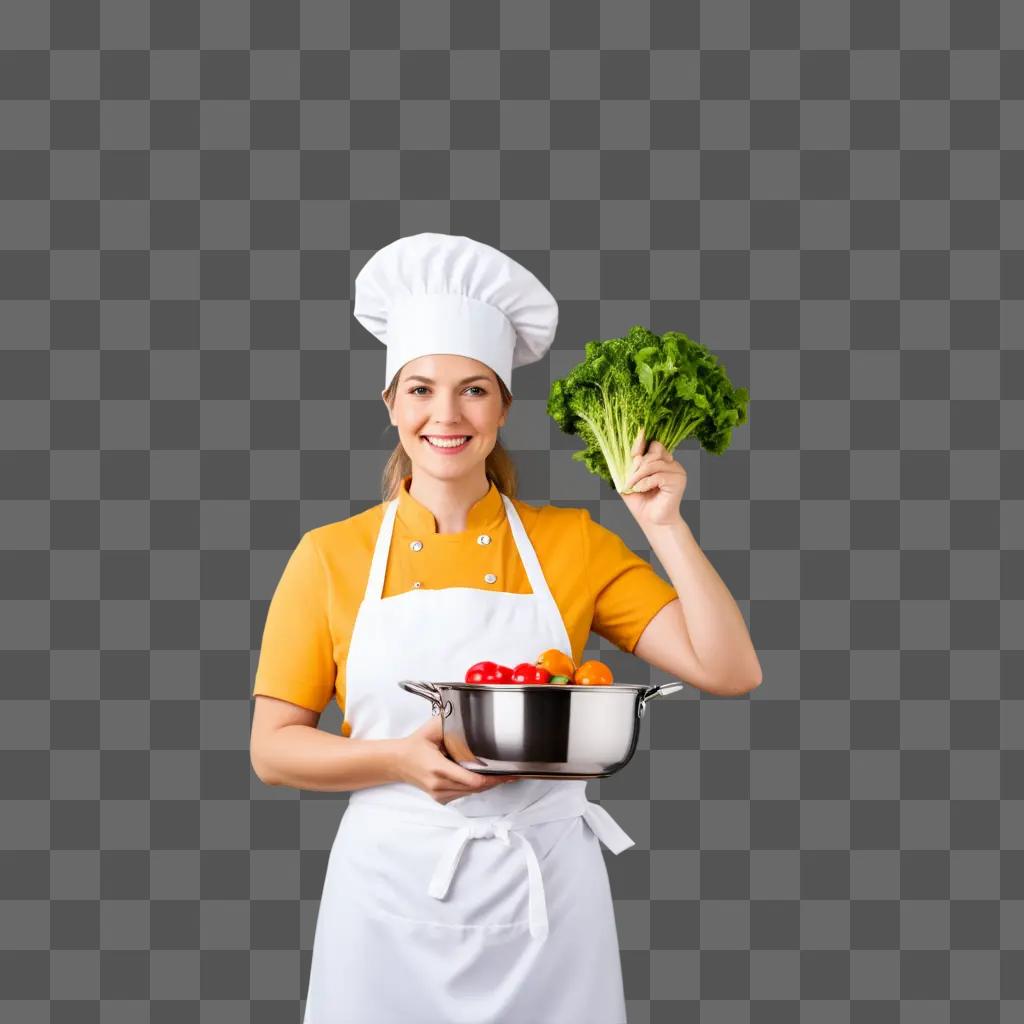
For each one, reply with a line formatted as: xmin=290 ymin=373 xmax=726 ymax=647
xmin=250 ymin=234 xmax=737 ymax=1023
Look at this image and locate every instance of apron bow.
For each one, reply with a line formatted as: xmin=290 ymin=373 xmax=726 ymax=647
xmin=467 ymin=818 xmax=511 ymax=842
xmin=422 ymin=801 xmax=634 ymax=943
xmin=427 ymin=815 xmax=550 ymax=940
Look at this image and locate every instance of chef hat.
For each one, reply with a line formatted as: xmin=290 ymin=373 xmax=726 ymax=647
xmin=353 ymin=232 xmax=559 ymax=396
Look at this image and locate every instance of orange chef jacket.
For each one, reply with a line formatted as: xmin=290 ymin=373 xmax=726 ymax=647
xmin=253 ymin=475 xmax=679 ymax=733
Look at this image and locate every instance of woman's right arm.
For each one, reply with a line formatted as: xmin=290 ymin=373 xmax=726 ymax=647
xmin=251 ymin=695 xmax=516 ymax=801
xmin=251 ymin=695 xmax=402 ymax=792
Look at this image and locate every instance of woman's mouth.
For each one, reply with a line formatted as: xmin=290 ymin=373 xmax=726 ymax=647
xmin=421 ymin=435 xmax=472 ymax=454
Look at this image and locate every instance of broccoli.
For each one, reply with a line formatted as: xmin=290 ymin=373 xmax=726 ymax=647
xmin=546 ymin=325 xmax=750 ymax=494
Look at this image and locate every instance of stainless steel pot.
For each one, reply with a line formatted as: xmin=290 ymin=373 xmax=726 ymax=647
xmin=399 ymin=679 xmax=685 ymax=779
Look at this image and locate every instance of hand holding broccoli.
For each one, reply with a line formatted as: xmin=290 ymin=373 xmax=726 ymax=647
xmin=547 ymin=325 xmax=749 ymax=495
xmin=617 ymin=427 xmax=690 ymax=528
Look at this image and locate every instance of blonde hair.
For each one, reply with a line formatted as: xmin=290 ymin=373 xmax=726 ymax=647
xmin=380 ymin=370 xmax=518 ymax=503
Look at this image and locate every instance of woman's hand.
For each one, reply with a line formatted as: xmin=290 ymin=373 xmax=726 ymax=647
xmin=394 ymin=715 xmax=522 ymax=805
xmin=619 ymin=428 xmax=688 ymax=528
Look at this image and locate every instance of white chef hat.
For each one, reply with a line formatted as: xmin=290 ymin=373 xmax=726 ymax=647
xmin=353 ymin=232 xmax=559 ymax=397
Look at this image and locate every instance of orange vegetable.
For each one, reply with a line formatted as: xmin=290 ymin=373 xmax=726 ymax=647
xmin=573 ymin=660 xmax=613 ymax=686
xmin=536 ymin=648 xmax=576 ymax=679
xmin=341 ymin=719 xmax=352 ymax=738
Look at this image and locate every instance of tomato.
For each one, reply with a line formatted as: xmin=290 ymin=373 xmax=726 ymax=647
xmin=510 ymin=662 xmax=552 ymax=685
xmin=465 ymin=661 xmax=515 ymax=684
xmin=573 ymin=659 xmax=613 ymax=686
xmin=535 ymin=648 xmax=575 ymax=679
xmin=465 ymin=661 xmax=495 ymax=684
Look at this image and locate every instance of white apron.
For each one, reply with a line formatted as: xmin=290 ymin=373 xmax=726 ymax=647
xmin=301 ymin=492 xmax=635 ymax=1024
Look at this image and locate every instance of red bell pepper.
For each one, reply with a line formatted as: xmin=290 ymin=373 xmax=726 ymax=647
xmin=510 ymin=662 xmax=552 ymax=685
xmin=464 ymin=661 xmax=515 ymax=684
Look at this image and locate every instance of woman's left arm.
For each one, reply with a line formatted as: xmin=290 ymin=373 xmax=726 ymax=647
xmin=621 ymin=429 xmax=763 ymax=697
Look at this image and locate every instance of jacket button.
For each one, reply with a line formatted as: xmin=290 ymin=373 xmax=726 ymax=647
xmin=477 ymin=534 xmax=491 ymax=545
xmin=484 ymin=573 xmax=497 ymax=584
xmin=410 ymin=540 xmax=423 ymax=551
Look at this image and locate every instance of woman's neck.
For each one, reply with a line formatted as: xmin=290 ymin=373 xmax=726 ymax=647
xmin=406 ymin=472 xmax=491 ymax=534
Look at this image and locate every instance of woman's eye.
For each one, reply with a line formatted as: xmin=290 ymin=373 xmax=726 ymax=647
xmin=409 ymin=386 xmax=485 ymax=396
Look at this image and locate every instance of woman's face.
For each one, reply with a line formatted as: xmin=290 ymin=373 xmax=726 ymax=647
xmin=385 ymin=354 xmax=509 ymax=478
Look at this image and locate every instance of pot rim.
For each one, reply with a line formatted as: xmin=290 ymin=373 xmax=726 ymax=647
xmin=403 ymin=680 xmax=655 ymax=691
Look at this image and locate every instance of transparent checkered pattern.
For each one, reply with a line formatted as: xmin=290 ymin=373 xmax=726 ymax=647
xmin=1 ymin=1 xmax=1023 ymax=1022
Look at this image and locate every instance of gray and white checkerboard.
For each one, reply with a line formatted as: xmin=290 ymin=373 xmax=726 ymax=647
xmin=1 ymin=1 xmax=1023 ymax=1022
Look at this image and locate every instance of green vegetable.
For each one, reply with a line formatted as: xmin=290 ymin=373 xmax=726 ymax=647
xmin=547 ymin=325 xmax=750 ymax=494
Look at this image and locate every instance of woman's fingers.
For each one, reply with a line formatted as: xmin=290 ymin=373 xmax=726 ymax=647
xmin=435 ymin=776 xmax=518 ymax=802
xmin=625 ymin=454 xmax=669 ymax=490
xmin=631 ymin=470 xmax=667 ymax=492
xmin=631 ymin=427 xmax=646 ymax=460
xmin=442 ymin=764 xmax=497 ymax=788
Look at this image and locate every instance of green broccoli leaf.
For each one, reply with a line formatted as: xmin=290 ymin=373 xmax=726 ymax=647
xmin=546 ymin=325 xmax=750 ymax=492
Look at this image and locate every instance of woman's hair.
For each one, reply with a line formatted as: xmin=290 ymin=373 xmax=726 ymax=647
xmin=380 ymin=369 xmax=518 ymax=502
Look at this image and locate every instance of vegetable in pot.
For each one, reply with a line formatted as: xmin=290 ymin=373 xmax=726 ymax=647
xmin=464 ymin=661 xmax=514 ymax=684
xmin=547 ymin=324 xmax=750 ymax=494
xmin=573 ymin=660 xmax=613 ymax=686
xmin=511 ymin=662 xmax=552 ymax=685
xmin=535 ymin=648 xmax=576 ymax=678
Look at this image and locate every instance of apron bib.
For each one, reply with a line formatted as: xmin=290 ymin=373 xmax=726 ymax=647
xmin=302 ymin=493 xmax=634 ymax=1024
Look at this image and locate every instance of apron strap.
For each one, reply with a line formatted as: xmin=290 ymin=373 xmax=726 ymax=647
xmin=582 ymin=801 xmax=636 ymax=855
xmin=364 ymin=498 xmax=399 ymax=602
xmin=500 ymin=494 xmax=571 ymax=649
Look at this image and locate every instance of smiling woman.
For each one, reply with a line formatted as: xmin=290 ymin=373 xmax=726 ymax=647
xmin=255 ymin=232 xmax=645 ymax=1024
xmin=379 ymin=353 xmax=519 ymax=520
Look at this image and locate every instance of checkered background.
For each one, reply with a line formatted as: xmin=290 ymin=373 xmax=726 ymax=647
xmin=1 ymin=0 xmax=1022 ymax=1021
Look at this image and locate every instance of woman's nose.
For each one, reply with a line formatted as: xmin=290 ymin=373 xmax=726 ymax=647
xmin=429 ymin=398 xmax=464 ymax=421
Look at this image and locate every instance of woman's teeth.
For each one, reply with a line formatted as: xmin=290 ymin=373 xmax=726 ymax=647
xmin=423 ymin=436 xmax=470 ymax=449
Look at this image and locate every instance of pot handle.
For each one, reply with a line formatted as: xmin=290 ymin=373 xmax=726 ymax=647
xmin=638 ymin=681 xmax=685 ymax=718
xmin=398 ymin=680 xmax=445 ymax=715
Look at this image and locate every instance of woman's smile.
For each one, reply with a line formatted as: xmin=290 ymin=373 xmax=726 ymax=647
xmin=421 ymin=435 xmax=472 ymax=453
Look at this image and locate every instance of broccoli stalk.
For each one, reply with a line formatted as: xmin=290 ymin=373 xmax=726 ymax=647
xmin=547 ymin=325 xmax=750 ymax=493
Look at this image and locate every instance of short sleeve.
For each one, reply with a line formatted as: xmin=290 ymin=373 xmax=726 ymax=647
xmin=253 ymin=531 xmax=338 ymax=714
xmin=582 ymin=509 xmax=679 ymax=654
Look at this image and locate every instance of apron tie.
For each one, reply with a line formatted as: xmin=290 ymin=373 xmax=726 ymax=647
xmin=580 ymin=801 xmax=635 ymax=855
xmin=427 ymin=816 xmax=551 ymax=940
xmin=422 ymin=799 xmax=636 ymax=943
